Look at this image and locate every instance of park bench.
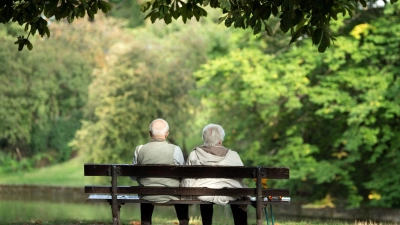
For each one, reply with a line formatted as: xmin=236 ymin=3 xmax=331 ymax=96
xmin=84 ymin=164 xmax=290 ymax=225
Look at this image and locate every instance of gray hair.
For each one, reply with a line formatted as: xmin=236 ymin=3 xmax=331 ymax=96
xmin=202 ymin=124 xmax=225 ymax=146
xmin=149 ymin=118 xmax=169 ymax=136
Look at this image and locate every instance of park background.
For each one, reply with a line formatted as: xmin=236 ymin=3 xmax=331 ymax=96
xmin=0 ymin=0 xmax=399 ymax=224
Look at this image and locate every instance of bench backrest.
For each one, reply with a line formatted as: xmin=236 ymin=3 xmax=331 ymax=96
xmin=84 ymin=164 xmax=290 ymax=197
xmin=84 ymin=164 xmax=289 ymax=178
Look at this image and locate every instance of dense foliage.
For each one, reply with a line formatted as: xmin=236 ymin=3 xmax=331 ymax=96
xmin=1 ymin=1 xmax=399 ymax=210
xmin=1 ymin=0 xmax=398 ymax=52
xmin=0 ymin=23 xmax=92 ymax=166
xmin=70 ymin=19 xmax=230 ymax=163
xmin=193 ymin=5 xmax=400 ymax=208
xmin=0 ymin=15 xmax=122 ymax=171
xmin=141 ymin=0 xmax=398 ymax=52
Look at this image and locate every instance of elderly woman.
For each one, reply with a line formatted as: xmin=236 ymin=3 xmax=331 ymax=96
xmin=181 ymin=124 xmax=248 ymax=225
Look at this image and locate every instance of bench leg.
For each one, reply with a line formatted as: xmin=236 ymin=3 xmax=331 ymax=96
xmin=256 ymin=167 xmax=263 ymax=225
xmin=111 ymin=203 xmax=121 ymax=225
xmin=265 ymin=206 xmax=270 ymax=225
xmin=270 ymin=205 xmax=274 ymax=225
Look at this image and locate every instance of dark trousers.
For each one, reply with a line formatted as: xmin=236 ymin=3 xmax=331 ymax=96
xmin=140 ymin=203 xmax=189 ymax=225
xmin=200 ymin=204 xmax=248 ymax=225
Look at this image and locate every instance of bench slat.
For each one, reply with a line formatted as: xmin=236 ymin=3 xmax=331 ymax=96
xmin=84 ymin=164 xmax=289 ymax=179
xmin=85 ymin=186 xmax=290 ymax=196
xmin=86 ymin=194 xmax=291 ymax=205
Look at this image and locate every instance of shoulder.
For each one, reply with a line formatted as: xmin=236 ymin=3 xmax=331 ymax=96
xmin=227 ymin=149 xmax=239 ymax=156
xmin=172 ymin=144 xmax=183 ymax=152
xmin=226 ymin=150 xmax=244 ymax=165
xmin=135 ymin=145 xmax=144 ymax=152
xmin=186 ymin=148 xmax=201 ymax=162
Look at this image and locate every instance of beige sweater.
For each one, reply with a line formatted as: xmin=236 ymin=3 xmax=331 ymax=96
xmin=180 ymin=146 xmax=247 ymax=205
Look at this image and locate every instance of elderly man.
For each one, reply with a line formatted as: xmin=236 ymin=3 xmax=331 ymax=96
xmin=131 ymin=118 xmax=189 ymax=225
xmin=181 ymin=124 xmax=248 ymax=225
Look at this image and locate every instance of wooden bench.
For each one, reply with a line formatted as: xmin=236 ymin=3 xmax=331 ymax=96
xmin=84 ymin=164 xmax=290 ymax=225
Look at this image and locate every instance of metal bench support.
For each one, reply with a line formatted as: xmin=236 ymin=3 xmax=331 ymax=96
xmin=111 ymin=165 xmax=121 ymax=225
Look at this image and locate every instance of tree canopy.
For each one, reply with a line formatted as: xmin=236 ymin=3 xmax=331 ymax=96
xmin=193 ymin=5 xmax=400 ymax=208
xmin=1 ymin=1 xmax=399 ymax=209
xmin=1 ymin=0 xmax=398 ymax=52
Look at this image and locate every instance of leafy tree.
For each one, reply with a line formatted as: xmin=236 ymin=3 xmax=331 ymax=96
xmin=0 ymin=16 xmax=124 ymax=163
xmin=0 ymin=0 xmax=112 ymax=51
xmin=2 ymin=0 xmax=399 ymax=52
xmin=140 ymin=0 xmax=399 ymax=53
xmin=71 ymin=19 xmax=231 ymax=163
xmin=193 ymin=4 xmax=400 ymax=208
xmin=109 ymin=0 xmax=145 ymax=28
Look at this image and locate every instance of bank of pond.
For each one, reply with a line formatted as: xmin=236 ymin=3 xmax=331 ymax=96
xmin=0 ymin=185 xmax=399 ymax=224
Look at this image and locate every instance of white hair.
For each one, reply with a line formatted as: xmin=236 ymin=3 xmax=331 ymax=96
xmin=149 ymin=118 xmax=169 ymax=136
xmin=202 ymin=124 xmax=225 ymax=146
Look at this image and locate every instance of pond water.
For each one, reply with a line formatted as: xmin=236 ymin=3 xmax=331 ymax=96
xmin=0 ymin=185 xmax=284 ymax=224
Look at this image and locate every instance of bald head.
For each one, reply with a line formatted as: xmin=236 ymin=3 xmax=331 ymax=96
xmin=149 ymin=118 xmax=169 ymax=139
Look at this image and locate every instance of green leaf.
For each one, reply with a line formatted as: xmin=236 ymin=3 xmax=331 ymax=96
xmin=144 ymin=11 xmax=154 ymax=20
xmin=170 ymin=7 xmax=180 ymax=19
xmin=141 ymin=2 xmax=152 ymax=12
xmin=44 ymin=26 xmax=50 ymax=38
xmin=219 ymin=0 xmax=231 ymax=11
xmin=87 ymin=9 xmax=94 ymax=20
xmin=290 ymin=27 xmax=302 ymax=44
xmin=330 ymin=9 xmax=338 ymax=21
xmin=218 ymin=15 xmax=228 ymax=24
xmin=254 ymin=19 xmax=261 ymax=35
xmin=79 ymin=5 xmax=86 ymax=17
xmin=26 ymin=40 xmax=33 ymax=51
xmin=264 ymin=23 xmax=273 ymax=36
xmin=91 ymin=1 xmax=99 ymax=13
xmin=272 ymin=5 xmax=279 ymax=16
xmin=31 ymin=23 xmax=37 ymax=35
xmin=193 ymin=6 xmax=200 ymax=21
xmin=312 ymin=28 xmax=323 ymax=45
xmin=67 ymin=11 xmax=75 ymax=23
xmin=164 ymin=13 xmax=172 ymax=24
xmin=98 ymin=1 xmax=106 ymax=13
xmin=159 ymin=5 xmax=166 ymax=18
xmin=18 ymin=43 xmax=24 ymax=51
xmin=248 ymin=16 xmax=257 ymax=28
xmin=150 ymin=11 xmax=159 ymax=23
xmin=260 ymin=5 xmax=272 ymax=20
xmin=318 ymin=32 xmax=328 ymax=52
xmin=225 ymin=17 xmax=234 ymax=27
xmin=198 ymin=7 xmax=207 ymax=16
xmin=102 ymin=1 xmax=112 ymax=11
xmin=234 ymin=16 xmax=244 ymax=28
xmin=292 ymin=9 xmax=303 ymax=26
xmin=69 ymin=0 xmax=80 ymax=4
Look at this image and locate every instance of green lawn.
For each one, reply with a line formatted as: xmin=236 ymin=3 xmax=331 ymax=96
xmin=0 ymin=156 xmax=87 ymax=186
xmin=1 ymin=158 xmax=398 ymax=225
xmin=3 ymin=219 xmax=399 ymax=225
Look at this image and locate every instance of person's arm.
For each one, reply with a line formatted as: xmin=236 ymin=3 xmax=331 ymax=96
xmin=130 ymin=145 xmax=143 ymax=181
xmin=173 ymin=146 xmax=185 ymax=165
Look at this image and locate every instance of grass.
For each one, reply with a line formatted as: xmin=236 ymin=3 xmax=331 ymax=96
xmin=3 ymin=219 xmax=400 ymax=225
xmin=0 ymin=155 xmax=136 ymax=186
xmin=0 ymin=156 xmax=86 ymax=186
xmin=1 ymin=158 xmax=399 ymax=225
